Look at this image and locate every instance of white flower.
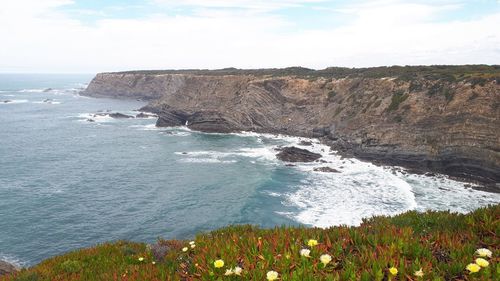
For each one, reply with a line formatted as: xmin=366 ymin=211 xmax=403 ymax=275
xmin=234 ymin=266 xmax=243 ymax=276
xmin=266 ymin=270 xmax=278 ymax=281
xmin=190 ymin=244 xmax=196 ymax=249
xmin=224 ymin=269 xmax=234 ymax=276
xmin=300 ymin=248 xmax=311 ymax=257
xmin=320 ymin=254 xmax=332 ymax=266
xmin=475 ymin=248 xmax=492 ymax=258
xmin=182 ymin=247 xmax=188 ymax=252
xmin=189 ymin=241 xmax=195 ymax=245
xmin=138 ymin=257 xmax=144 ymax=262
xmin=414 ymin=268 xmax=424 ymax=277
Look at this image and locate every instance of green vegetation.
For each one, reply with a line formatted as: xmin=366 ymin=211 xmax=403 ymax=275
xmin=112 ymin=65 xmax=500 ymax=83
xmin=3 ymin=205 xmax=498 ymax=281
xmin=387 ymin=90 xmax=409 ymax=111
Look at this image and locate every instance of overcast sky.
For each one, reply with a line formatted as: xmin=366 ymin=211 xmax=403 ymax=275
xmin=1 ymin=0 xmax=499 ymax=73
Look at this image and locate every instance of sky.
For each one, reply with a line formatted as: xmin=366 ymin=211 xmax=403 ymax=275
xmin=0 ymin=0 xmax=499 ymax=73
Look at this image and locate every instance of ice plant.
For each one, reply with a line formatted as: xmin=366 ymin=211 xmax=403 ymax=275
xmin=214 ymin=259 xmax=224 ymax=268
xmin=300 ymin=249 xmax=311 ymax=257
xmin=266 ymin=270 xmax=279 ymax=281
xmin=389 ymin=267 xmax=398 ymax=275
xmin=466 ymin=263 xmax=481 ymax=273
xmin=234 ymin=266 xmax=242 ymax=276
xmin=475 ymin=248 xmax=492 ymax=258
xmin=475 ymin=258 xmax=489 ymax=267
xmin=414 ymin=268 xmax=424 ymax=278
xmin=320 ymin=254 xmax=332 ymax=266
xmin=307 ymin=239 xmax=318 ymax=247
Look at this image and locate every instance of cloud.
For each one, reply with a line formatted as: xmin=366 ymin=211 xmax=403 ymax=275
xmin=0 ymin=0 xmax=499 ymax=73
xmin=152 ymin=0 xmax=327 ymax=12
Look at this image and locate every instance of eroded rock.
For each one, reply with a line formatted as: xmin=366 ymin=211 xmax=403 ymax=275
xmin=276 ymin=147 xmax=322 ymax=162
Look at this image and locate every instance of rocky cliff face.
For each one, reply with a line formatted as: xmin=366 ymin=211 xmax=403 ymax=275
xmin=82 ymin=69 xmax=500 ymax=188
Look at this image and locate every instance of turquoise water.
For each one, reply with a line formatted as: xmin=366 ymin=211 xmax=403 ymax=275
xmin=1 ymin=74 xmax=498 ymax=266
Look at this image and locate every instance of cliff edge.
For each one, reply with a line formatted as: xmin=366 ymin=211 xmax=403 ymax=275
xmin=82 ymin=66 xmax=500 ymax=188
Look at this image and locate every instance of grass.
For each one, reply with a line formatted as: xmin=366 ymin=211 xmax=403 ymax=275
xmin=3 ymin=205 xmax=498 ymax=281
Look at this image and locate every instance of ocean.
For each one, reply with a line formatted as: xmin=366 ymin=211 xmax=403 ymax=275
xmin=1 ymin=74 xmax=498 ymax=266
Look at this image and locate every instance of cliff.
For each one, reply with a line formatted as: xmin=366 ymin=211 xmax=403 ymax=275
xmin=82 ymin=66 xmax=500 ymax=188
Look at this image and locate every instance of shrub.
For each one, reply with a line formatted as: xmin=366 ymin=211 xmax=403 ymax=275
xmin=387 ymin=90 xmax=409 ymax=111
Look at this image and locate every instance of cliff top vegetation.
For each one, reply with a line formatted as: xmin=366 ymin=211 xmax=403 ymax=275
xmin=3 ymin=205 xmax=498 ymax=281
xmin=110 ymin=65 xmax=500 ymax=83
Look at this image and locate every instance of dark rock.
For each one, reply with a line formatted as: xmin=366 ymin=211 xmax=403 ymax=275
xmin=156 ymin=109 xmax=189 ymax=127
xmin=0 ymin=260 xmax=20 ymax=276
xmin=3 ymin=100 xmax=12 ymax=103
xmin=108 ymin=112 xmax=134 ymax=119
xmin=86 ymin=119 xmax=95 ymax=122
xmin=43 ymin=99 xmax=52 ymax=103
xmin=276 ymin=146 xmax=322 ymax=162
xmin=43 ymin=88 xmax=53 ymax=92
xmin=312 ymin=127 xmax=329 ymax=138
xmin=136 ymin=112 xmax=156 ymax=118
xmin=187 ymin=111 xmax=238 ymax=133
xmin=299 ymin=140 xmax=313 ymax=146
xmin=285 ymin=164 xmax=296 ymax=167
xmin=313 ymin=167 xmax=341 ymax=173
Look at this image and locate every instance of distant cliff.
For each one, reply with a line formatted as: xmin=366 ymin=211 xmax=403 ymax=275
xmin=82 ymin=66 xmax=500 ymax=188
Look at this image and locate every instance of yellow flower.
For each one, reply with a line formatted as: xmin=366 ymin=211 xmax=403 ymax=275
xmin=234 ymin=266 xmax=242 ymax=276
xmin=475 ymin=248 xmax=492 ymax=258
xmin=300 ymin=249 xmax=311 ymax=257
xmin=182 ymin=247 xmax=188 ymax=252
xmin=307 ymin=239 xmax=318 ymax=247
xmin=389 ymin=267 xmax=398 ymax=275
xmin=266 ymin=270 xmax=279 ymax=281
xmin=320 ymin=254 xmax=332 ymax=266
xmin=414 ymin=268 xmax=424 ymax=277
xmin=224 ymin=269 xmax=233 ymax=276
xmin=214 ymin=259 xmax=224 ymax=268
xmin=475 ymin=258 xmax=489 ymax=268
xmin=466 ymin=263 xmax=481 ymax=273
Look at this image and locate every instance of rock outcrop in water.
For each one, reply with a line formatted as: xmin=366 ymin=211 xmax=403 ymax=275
xmin=81 ymin=66 xmax=500 ymax=188
xmin=276 ymin=147 xmax=322 ymax=162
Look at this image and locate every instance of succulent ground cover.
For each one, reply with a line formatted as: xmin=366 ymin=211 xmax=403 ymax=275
xmin=3 ymin=205 xmax=498 ymax=281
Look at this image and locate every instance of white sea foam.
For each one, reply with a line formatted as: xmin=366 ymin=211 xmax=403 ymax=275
xmin=179 ymin=158 xmax=237 ymax=164
xmin=229 ymin=132 xmax=500 ymax=228
xmin=129 ymin=124 xmax=158 ymax=131
xmin=0 ymin=253 xmax=24 ymax=268
xmin=19 ymin=89 xmax=44 ymax=93
xmin=77 ymin=113 xmax=115 ymax=123
xmin=32 ymin=100 xmax=61 ymax=105
xmin=0 ymin=99 xmax=29 ymax=104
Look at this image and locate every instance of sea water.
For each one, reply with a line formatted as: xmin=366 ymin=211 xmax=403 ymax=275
xmin=0 ymin=74 xmax=498 ymax=266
